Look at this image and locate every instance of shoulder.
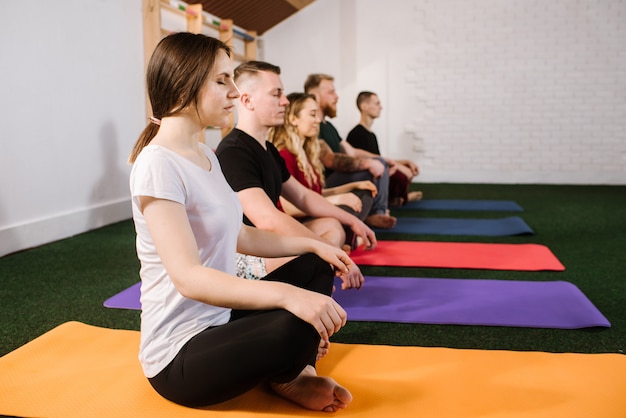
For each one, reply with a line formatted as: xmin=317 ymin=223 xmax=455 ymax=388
xmin=346 ymin=125 xmax=363 ymax=142
xmin=320 ymin=120 xmax=339 ymax=134
xmin=216 ymin=129 xmax=261 ymax=163
xmin=348 ymin=124 xmax=373 ymax=140
xmin=130 ymin=146 xmax=187 ymax=200
xmin=133 ymin=145 xmax=174 ymax=171
xmin=217 ymin=129 xmax=245 ymax=152
xmin=279 ymin=148 xmax=296 ymax=160
xmin=347 ymin=125 xmax=360 ymax=137
xmin=279 ymin=150 xmax=299 ymax=173
xmin=351 ymin=124 xmax=368 ymax=134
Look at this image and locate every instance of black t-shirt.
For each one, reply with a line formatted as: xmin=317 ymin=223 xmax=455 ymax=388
xmin=215 ymin=128 xmax=290 ymax=226
xmin=346 ymin=124 xmax=381 ymax=155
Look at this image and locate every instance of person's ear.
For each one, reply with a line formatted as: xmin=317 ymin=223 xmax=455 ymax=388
xmin=240 ymin=93 xmax=254 ymax=111
xmin=288 ymin=113 xmax=298 ymax=127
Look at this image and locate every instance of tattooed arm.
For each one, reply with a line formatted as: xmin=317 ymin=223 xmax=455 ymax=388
xmin=318 ymin=139 xmax=385 ymax=177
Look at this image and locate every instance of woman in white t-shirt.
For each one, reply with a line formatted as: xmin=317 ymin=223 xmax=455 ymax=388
xmin=128 ymin=32 xmax=353 ymax=412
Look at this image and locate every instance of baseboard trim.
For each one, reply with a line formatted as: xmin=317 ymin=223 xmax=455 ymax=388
xmin=0 ymin=199 xmax=131 ymax=257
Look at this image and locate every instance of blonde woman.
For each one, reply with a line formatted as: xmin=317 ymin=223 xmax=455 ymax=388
xmin=270 ymin=93 xmax=377 ymax=247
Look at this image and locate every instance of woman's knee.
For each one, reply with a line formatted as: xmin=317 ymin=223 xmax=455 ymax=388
xmin=297 ymin=253 xmax=335 ymax=295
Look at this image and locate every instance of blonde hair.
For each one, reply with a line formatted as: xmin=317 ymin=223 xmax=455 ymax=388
xmin=269 ymin=93 xmax=325 ymax=187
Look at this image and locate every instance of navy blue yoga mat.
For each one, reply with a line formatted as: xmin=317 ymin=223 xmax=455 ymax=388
xmin=395 ymin=199 xmax=523 ymax=211
xmin=104 ymin=277 xmax=610 ymax=329
xmin=373 ymin=216 xmax=534 ymax=236
xmin=332 ymin=276 xmax=610 ymax=329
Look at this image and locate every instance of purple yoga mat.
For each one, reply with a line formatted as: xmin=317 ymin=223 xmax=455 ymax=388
xmin=104 ymin=277 xmax=610 ymax=329
xmin=331 ymin=276 xmax=610 ymax=329
xmin=103 ymin=282 xmax=141 ymax=310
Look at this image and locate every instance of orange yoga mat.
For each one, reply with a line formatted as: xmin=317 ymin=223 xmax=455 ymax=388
xmin=350 ymin=240 xmax=566 ymax=271
xmin=1 ymin=322 xmax=624 ymax=418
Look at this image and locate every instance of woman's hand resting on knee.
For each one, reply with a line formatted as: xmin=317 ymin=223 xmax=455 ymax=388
xmin=282 ymin=286 xmax=347 ymax=345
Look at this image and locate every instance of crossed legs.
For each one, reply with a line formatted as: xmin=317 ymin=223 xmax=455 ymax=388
xmin=149 ymin=254 xmax=352 ymax=411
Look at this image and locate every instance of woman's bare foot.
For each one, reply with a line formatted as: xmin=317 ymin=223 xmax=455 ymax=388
xmin=407 ymin=191 xmax=423 ymax=201
xmin=270 ymin=365 xmax=353 ymax=412
xmin=365 ymin=213 xmax=397 ymax=229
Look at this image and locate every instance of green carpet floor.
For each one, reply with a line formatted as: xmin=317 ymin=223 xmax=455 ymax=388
xmin=1 ymin=183 xmax=625 ymax=357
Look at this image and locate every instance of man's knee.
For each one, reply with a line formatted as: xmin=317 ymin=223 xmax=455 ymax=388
xmin=306 ymin=217 xmax=345 ymax=246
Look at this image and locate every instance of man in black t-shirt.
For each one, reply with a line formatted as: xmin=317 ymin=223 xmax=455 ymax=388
xmin=347 ymin=91 xmax=422 ymax=207
xmin=216 ymin=61 xmax=375 ymax=290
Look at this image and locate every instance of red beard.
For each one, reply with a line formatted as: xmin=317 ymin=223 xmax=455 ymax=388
xmin=321 ymin=102 xmax=337 ymax=118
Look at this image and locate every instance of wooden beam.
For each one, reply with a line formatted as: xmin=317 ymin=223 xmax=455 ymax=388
xmin=284 ymin=0 xmax=315 ymax=10
xmin=186 ymin=3 xmax=203 ymax=34
xmin=245 ymin=30 xmax=257 ymax=61
xmin=142 ymin=0 xmax=161 ymax=120
xmin=219 ymin=19 xmax=235 ymax=137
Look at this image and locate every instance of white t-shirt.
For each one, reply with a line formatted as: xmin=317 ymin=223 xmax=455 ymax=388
xmin=130 ymin=144 xmax=243 ymax=378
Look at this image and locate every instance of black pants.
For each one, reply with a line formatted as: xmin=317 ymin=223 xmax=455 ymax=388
xmin=148 ymin=253 xmax=334 ymax=407
xmin=337 ymin=189 xmax=374 ymax=248
xmin=325 ymin=157 xmax=390 ymax=215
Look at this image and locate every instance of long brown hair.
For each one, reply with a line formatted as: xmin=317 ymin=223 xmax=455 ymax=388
xmin=129 ymin=33 xmax=231 ymax=163
xmin=269 ymin=92 xmax=325 ymax=187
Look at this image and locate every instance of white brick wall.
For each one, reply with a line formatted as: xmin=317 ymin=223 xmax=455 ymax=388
xmin=395 ymin=0 xmax=626 ymax=183
xmin=265 ymin=0 xmax=626 ymax=184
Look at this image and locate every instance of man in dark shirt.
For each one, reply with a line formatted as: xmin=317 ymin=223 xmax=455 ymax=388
xmin=347 ymin=91 xmax=422 ymax=206
xmin=304 ymin=74 xmax=396 ymax=228
xmin=216 ymin=61 xmax=375 ymax=289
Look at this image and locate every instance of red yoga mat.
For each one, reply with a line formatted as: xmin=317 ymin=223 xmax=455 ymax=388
xmin=350 ymin=241 xmax=565 ymax=271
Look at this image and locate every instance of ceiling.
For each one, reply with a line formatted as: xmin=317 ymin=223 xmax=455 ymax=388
xmin=188 ymin=0 xmax=315 ymax=35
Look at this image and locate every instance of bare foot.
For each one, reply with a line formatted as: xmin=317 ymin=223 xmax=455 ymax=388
xmin=407 ymin=191 xmax=423 ymax=201
xmin=366 ymin=213 xmax=397 ymax=229
xmin=389 ymin=197 xmax=405 ymax=207
xmin=270 ymin=365 xmax=353 ymax=412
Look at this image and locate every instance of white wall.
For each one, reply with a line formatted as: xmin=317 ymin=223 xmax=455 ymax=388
xmin=0 ymin=0 xmax=145 ymax=256
xmin=1 ymin=0 xmax=624 ymax=257
xmin=263 ymin=0 xmax=626 ymax=185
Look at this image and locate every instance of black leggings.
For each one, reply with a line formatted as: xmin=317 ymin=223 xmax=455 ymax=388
xmin=338 ymin=189 xmax=374 ymax=249
xmin=148 ymin=253 xmax=334 ymax=407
